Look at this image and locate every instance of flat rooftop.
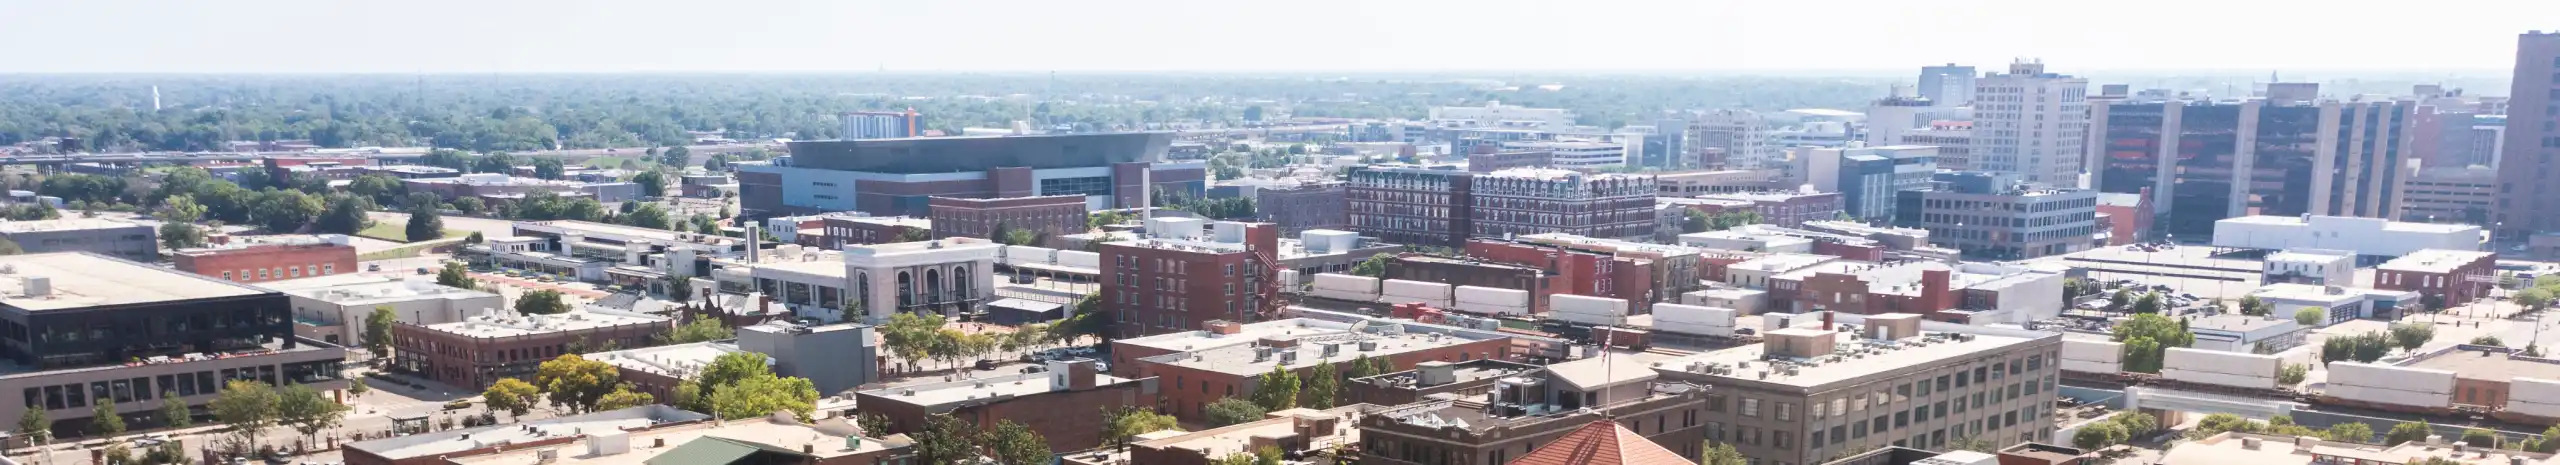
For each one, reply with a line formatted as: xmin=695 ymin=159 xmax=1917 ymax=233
xmin=1117 ymin=318 xmax=1360 ymax=352
xmin=2380 ymin=249 xmax=2497 ymax=274
xmin=1371 ymin=384 xmax=1698 ymax=433
xmin=1728 ymin=253 xmax=1836 ymax=274
xmin=860 ymin=367 xmax=1138 ymax=409
xmin=522 ymin=220 xmax=738 ymax=246
xmin=1130 ymin=405 xmax=1368 ymax=460
xmin=834 ymin=216 xmax=932 ymax=228
xmin=2250 ymin=283 xmax=2410 ymax=303
xmin=2188 ymin=314 xmax=2295 ymax=334
xmin=418 ymin=310 xmax=668 ymax=338
xmin=589 ymin=342 xmax=746 ymax=380
xmin=2219 ymin=215 xmax=2480 ymax=234
xmin=1355 ymin=359 xmax=1540 ymax=391
xmin=1146 ymin=329 xmax=1504 ymax=378
xmin=2160 ymin=432 xmax=2559 ymax=465
xmin=443 ymin=417 xmax=907 ymax=465
xmin=1655 ymin=325 xmax=2046 ymax=388
xmin=346 ymin=405 xmax=712 ymax=460
xmin=2409 ymin=349 xmax=2560 ymax=381
xmin=0 ymin=252 xmax=266 ymax=311
xmin=0 ymin=218 xmax=146 ymax=233
xmin=266 ymin=275 xmax=499 ymax=306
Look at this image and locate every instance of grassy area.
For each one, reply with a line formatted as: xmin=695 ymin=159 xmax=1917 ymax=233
xmin=357 ymin=241 xmax=446 ymax=261
xmin=582 ymin=156 xmax=664 ymax=171
xmin=355 ymin=222 xmax=467 ymax=243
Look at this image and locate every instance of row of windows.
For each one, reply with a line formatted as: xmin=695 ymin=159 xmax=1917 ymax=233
xmin=222 ymin=263 xmax=336 ymax=282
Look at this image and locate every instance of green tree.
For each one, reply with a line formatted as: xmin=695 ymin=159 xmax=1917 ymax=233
xmin=2239 ymin=296 xmax=2269 ymax=316
xmin=1350 ymin=253 xmax=1393 ymax=278
xmin=2073 ymin=421 xmax=2125 ymax=449
xmin=1946 ymin=436 xmax=1996 ymax=453
xmin=452 ymin=197 xmax=486 ymax=216
xmin=253 ymin=189 xmax=323 ymax=232
xmin=159 ymin=392 xmax=192 ymax=428
xmin=483 ymin=377 xmax=541 ymax=419
xmin=2193 ymin=413 xmax=2261 ymax=437
xmin=856 ymin=413 xmax=896 ymax=437
xmin=532 ymin=158 xmax=566 ymax=180
xmin=2122 ymin=337 xmax=2164 ymax=373
xmin=2111 ymin=411 xmax=2158 ymax=437
xmin=985 ymin=420 xmax=1052 ymax=465
xmin=2326 ymin=422 xmax=2375 ymax=444
xmin=516 ymin=289 xmax=571 ymax=315
xmin=1250 ymin=364 xmax=1299 ymax=411
xmin=2279 ymin=363 xmax=2309 ymax=386
xmin=898 ymin=227 xmax=930 ymax=242
xmin=535 ymin=354 xmax=620 ymax=413
xmin=2474 ymin=336 xmax=2506 ymax=347
xmin=365 ymin=305 xmax=398 ymax=360
xmin=668 ymin=319 xmax=736 ymax=344
xmin=632 ymin=170 xmax=667 ymax=198
xmin=406 ymin=206 xmax=446 ymax=242
xmin=1204 ymin=397 xmax=1266 ymax=427
xmin=596 ymin=384 xmax=656 ymax=411
xmin=1702 ymin=441 xmax=1747 ymax=465
xmin=474 ymin=152 xmax=518 ymax=174
xmin=2112 ymin=313 xmax=2191 ymax=373
xmin=277 ymin=384 xmax=348 ymax=448
xmin=1103 ymin=406 xmax=1179 ymax=452
xmin=624 ymin=203 xmax=671 ymax=229
xmin=2391 ymin=323 xmax=2436 ymax=353
xmin=159 ymin=221 xmax=205 ymax=250
xmin=436 ymin=261 xmax=477 ymax=289
xmin=2385 ymin=420 xmax=2434 ymax=445
xmin=211 ymin=379 xmax=279 ymax=452
xmin=1303 ymin=360 xmax=1340 ymax=409
xmin=314 ymin=194 xmax=373 ymax=234
xmin=2297 ymin=307 xmax=2326 ymax=327
xmin=2107 ymin=288 xmax=2133 ymax=312
xmin=913 ymin=415 xmax=983 ymax=465
xmin=349 ymin=378 xmax=370 ymax=398
xmin=711 ymin=373 xmax=820 ymax=421
xmin=347 ymin=175 xmax=405 ymax=205
xmin=89 ymin=397 xmax=125 ymax=438
xmin=2522 ymin=288 xmax=2556 ymax=311
xmin=15 ymin=408 xmax=46 ymax=445
xmin=660 ymin=146 xmax=692 ymax=167
xmin=2462 ymin=428 xmax=2501 ymax=448
xmin=2132 ymin=291 xmax=2165 ymax=314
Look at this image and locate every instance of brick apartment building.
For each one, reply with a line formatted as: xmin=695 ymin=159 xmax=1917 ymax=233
xmin=170 ymin=236 xmax=360 ymax=284
xmin=819 ymin=215 xmax=932 ymax=248
xmin=389 ymin=309 xmax=670 ymax=389
xmin=1097 ymin=218 xmax=1281 ymax=338
xmin=1128 ymin=321 xmax=1512 ymax=422
xmin=1471 ymin=168 xmax=1657 ymax=241
xmin=854 ymin=360 xmax=1159 ymax=452
xmin=1254 ymin=181 xmax=1349 ymax=235
xmin=2375 ymin=249 xmax=2497 ymax=308
xmin=927 ymin=194 xmax=1086 ymax=242
xmin=1347 ymin=164 xmax=1474 ymax=247
xmin=1467 ymin=239 xmax=1658 ymax=311
xmin=1785 ymin=266 xmax=1964 ymax=316
xmin=1700 ymin=191 xmax=1845 ymax=228
xmin=1466 ymin=150 xmax=1553 ymax=173
xmin=2095 ymin=190 xmax=2153 ymax=245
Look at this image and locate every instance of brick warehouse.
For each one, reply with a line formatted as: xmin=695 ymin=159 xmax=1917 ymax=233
xmin=928 ymin=194 xmax=1087 ymax=243
xmin=853 ymin=360 xmax=1159 ymax=453
xmin=2375 ymin=249 xmax=2497 ymax=308
xmin=389 ymin=309 xmax=669 ymax=389
xmin=1098 ymin=218 xmax=1280 ymax=339
xmin=1384 ymin=239 xmax=1657 ymax=314
xmin=170 ymin=235 xmax=360 ymax=284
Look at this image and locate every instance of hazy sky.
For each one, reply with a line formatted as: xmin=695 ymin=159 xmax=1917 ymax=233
xmin=2 ymin=0 xmax=2553 ymax=74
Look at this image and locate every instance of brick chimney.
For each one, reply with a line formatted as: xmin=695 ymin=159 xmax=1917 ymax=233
xmin=1919 ymin=269 xmax=1956 ymax=312
xmin=1206 ymin=320 xmax=1244 ymax=335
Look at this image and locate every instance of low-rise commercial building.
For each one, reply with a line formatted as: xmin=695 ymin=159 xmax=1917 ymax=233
xmin=2213 ymin=215 xmax=2484 ymax=262
xmin=2376 ymin=249 xmax=2498 ymax=308
xmin=1065 ymin=404 xmax=1372 ymax=465
xmin=2401 ymin=165 xmax=2497 ymax=224
xmin=1255 ymin=181 xmax=1349 ymax=235
xmin=343 ymin=405 xmax=912 ymax=465
xmin=2093 ymin=191 xmax=2152 ymax=246
xmin=1652 ymin=315 xmax=2063 ymax=465
xmin=1516 ymin=233 xmax=1718 ymax=302
xmin=0 ymin=253 xmax=347 ymax=434
xmin=821 ymin=215 xmax=933 ymax=247
xmin=2247 ymin=283 xmax=2420 ymax=327
xmin=2187 ymin=314 xmax=2307 ymax=353
xmin=1658 ymin=169 xmax=1785 ymax=196
xmin=1466 ymin=150 xmax=1554 ymax=173
xmin=853 ymin=359 xmax=1158 ymax=453
xmin=1893 ymin=171 xmax=2099 ymax=260
xmin=1343 ymin=359 xmax=1541 ymax=407
xmin=389 ymin=308 xmax=670 ymax=389
xmin=1135 ymin=324 xmax=1512 ymax=422
xmin=268 ymin=274 xmax=500 ymax=351
xmin=1768 ymin=261 xmax=2065 ymax=323
xmin=170 ymin=235 xmax=359 ymax=284
xmin=1356 ymin=355 xmax=1709 ymax=463
xmin=2261 ymin=248 xmax=2358 ymax=286
xmin=1699 ymin=191 xmax=1845 ymax=228
xmin=0 ymin=218 xmax=156 ymax=260
xmin=716 ymin=237 xmax=999 ymax=323
xmin=1098 ymin=218 xmax=1281 ymax=338
xmin=928 ymin=194 xmax=1084 ymax=242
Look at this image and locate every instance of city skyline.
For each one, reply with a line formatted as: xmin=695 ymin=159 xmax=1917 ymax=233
xmin=2 ymin=0 xmax=2555 ymax=74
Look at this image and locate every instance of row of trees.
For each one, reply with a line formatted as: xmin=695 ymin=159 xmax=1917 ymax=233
xmin=1679 ymin=209 xmax=1764 ymax=234
xmin=17 ymin=379 xmax=348 ymax=457
xmin=484 ymin=352 xmax=821 ymax=422
xmin=1201 ymin=354 xmax=1398 ymax=427
xmin=875 ymin=298 xmax=1112 ymax=373
xmin=2319 ymin=323 xmax=2436 ymax=364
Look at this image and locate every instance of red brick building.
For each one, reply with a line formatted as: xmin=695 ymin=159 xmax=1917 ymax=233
xmin=819 ymin=215 xmax=933 ymax=247
xmin=1097 ymin=220 xmax=1280 ymax=339
xmin=1770 ymin=262 xmax=1964 ymax=316
xmin=388 ymin=310 xmax=670 ymax=389
xmin=2376 ymin=249 xmax=2497 ymax=308
xmin=169 ymin=238 xmax=360 ymax=284
xmin=2095 ymin=189 xmax=2153 ymax=245
xmin=1459 ymin=239 xmax=1657 ymax=312
xmin=1385 ymin=254 xmax=1554 ymax=314
xmin=928 ymin=195 xmax=1086 ymax=242
xmin=853 ymin=360 xmax=1160 ymax=453
xmin=1466 ymin=150 xmax=1553 ymax=173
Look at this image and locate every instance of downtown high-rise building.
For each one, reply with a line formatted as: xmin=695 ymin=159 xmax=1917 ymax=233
xmin=1968 ymin=60 xmax=2090 ymax=187
xmin=2495 ymin=32 xmax=2560 ymax=239
xmin=1918 ymin=63 xmax=1977 ymax=107
xmin=2088 ymin=97 xmax=2416 ymax=239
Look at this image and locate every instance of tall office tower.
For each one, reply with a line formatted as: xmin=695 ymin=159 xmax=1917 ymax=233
xmin=2088 ymin=99 xmax=2415 ymax=239
xmin=1969 ymin=60 xmax=2090 ymax=187
xmin=2496 ymin=32 xmax=2560 ymax=239
xmin=1690 ymin=110 xmax=1779 ymax=170
xmin=1918 ymin=64 xmax=1977 ymax=107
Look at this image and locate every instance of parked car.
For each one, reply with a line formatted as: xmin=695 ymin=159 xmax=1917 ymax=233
xmin=974 ymin=359 xmax=999 ymax=371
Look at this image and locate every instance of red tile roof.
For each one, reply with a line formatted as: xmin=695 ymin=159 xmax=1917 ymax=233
xmin=1507 ymin=421 xmax=1690 ymax=465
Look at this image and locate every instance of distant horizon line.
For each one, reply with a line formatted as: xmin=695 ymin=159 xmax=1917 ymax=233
xmin=0 ymin=67 xmax=2517 ymax=77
